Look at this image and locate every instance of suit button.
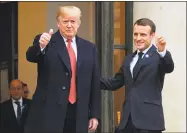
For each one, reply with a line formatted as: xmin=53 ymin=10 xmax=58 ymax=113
xmin=66 ymin=73 xmax=68 ymax=76
xmin=62 ymin=86 xmax=66 ymax=90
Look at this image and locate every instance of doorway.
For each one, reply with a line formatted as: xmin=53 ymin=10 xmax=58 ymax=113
xmin=95 ymin=1 xmax=133 ymax=132
xmin=0 ymin=2 xmax=18 ymax=102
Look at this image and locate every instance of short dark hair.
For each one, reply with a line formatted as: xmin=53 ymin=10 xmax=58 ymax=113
xmin=134 ymin=18 xmax=156 ymax=33
xmin=22 ymin=82 xmax=27 ymax=87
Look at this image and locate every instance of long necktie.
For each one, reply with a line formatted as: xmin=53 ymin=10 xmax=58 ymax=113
xmin=15 ymin=101 xmax=21 ymax=125
xmin=67 ymin=39 xmax=76 ymax=104
xmin=133 ymin=52 xmax=143 ymax=77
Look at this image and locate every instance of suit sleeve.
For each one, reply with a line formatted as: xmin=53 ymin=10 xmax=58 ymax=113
xmin=0 ymin=103 xmax=5 ymax=133
xmin=26 ymin=34 xmax=46 ymax=63
xmin=89 ymin=46 xmax=101 ymax=120
xmin=100 ymin=61 xmax=125 ymax=91
xmin=0 ymin=103 xmax=2 ymax=133
xmin=159 ymin=50 xmax=174 ymax=73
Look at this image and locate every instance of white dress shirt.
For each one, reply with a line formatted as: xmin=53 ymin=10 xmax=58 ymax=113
xmin=62 ymin=36 xmax=77 ymax=61
xmin=12 ymin=97 xmax=23 ymax=118
xmin=130 ymin=44 xmax=167 ymax=77
xmin=40 ymin=36 xmax=77 ymax=61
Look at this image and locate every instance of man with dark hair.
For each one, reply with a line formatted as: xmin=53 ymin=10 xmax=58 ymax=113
xmin=101 ymin=18 xmax=174 ymax=133
xmin=1 ymin=79 xmax=31 ymax=133
xmin=22 ymin=82 xmax=29 ymax=98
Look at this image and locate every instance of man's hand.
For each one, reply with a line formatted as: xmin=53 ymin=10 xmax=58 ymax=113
xmin=39 ymin=29 xmax=53 ymax=48
xmin=88 ymin=118 xmax=98 ymax=131
xmin=155 ymin=36 xmax=166 ymax=52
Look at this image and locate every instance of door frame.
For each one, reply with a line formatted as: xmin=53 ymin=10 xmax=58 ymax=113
xmin=95 ymin=1 xmax=133 ymax=132
xmin=0 ymin=2 xmax=18 ymax=102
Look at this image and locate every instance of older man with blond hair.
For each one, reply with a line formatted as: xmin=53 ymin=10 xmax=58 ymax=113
xmin=24 ymin=6 xmax=100 ymax=133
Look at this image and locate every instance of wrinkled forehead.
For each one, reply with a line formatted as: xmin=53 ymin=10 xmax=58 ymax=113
xmin=61 ymin=15 xmax=78 ymax=20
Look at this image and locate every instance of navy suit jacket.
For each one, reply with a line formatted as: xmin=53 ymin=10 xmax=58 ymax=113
xmin=101 ymin=45 xmax=174 ymax=131
xmin=1 ymin=98 xmax=31 ymax=133
xmin=24 ymin=30 xmax=100 ymax=133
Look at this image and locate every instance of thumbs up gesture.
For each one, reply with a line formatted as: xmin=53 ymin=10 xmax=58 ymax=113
xmin=155 ymin=36 xmax=166 ymax=52
xmin=39 ymin=29 xmax=53 ymax=48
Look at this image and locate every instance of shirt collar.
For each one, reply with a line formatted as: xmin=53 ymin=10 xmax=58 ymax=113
xmin=62 ymin=36 xmax=76 ymax=44
xmin=12 ymin=97 xmax=23 ymax=103
xmin=137 ymin=44 xmax=153 ymax=55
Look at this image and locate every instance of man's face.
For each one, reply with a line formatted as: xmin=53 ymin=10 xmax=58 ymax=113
xmin=133 ymin=24 xmax=155 ymax=51
xmin=57 ymin=14 xmax=80 ymax=39
xmin=9 ymin=80 xmax=24 ymax=100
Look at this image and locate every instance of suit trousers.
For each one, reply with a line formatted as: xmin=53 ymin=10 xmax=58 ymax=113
xmin=115 ymin=115 xmax=162 ymax=133
xmin=63 ymin=102 xmax=77 ymax=133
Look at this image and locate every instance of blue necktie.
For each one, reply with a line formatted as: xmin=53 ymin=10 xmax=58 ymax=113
xmin=15 ymin=101 xmax=21 ymax=125
xmin=133 ymin=52 xmax=143 ymax=77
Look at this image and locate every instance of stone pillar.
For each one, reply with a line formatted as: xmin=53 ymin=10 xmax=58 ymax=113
xmin=95 ymin=2 xmax=115 ymax=133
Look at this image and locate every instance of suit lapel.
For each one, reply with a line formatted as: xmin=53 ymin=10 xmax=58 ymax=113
xmin=22 ymin=98 xmax=27 ymax=114
xmin=52 ymin=31 xmax=84 ymax=76
xmin=8 ymin=100 xmax=19 ymax=125
xmin=124 ymin=54 xmax=134 ymax=82
xmin=21 ymin=98 xmax=29 ymax=123
xmin=76 ymin=36 xmax=83 ymax=76
xmin=133 ymin=60 xmax=142 ymax=81
xmin=133 ymin=45 xmax=157 ymax=81
xmin=52 ymin=31 xmax=71 ymax=74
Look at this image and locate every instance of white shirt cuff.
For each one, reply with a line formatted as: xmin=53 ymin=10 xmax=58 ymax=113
xmin=40 ymin=45 xmax=46 ymax=51
xmin=157 ymin=49 xmax=166 ymax=58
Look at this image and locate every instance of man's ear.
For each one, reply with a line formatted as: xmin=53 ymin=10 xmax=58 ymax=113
xmin=77 ymin=20 xmax=81 ymax=28
xmin=151 ymin=32 xmax=155 ymax=39
xmin=57 ymin=22 xmax=60 ymax=28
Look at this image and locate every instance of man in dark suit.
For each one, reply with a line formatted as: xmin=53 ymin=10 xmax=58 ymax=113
xmin=100 ymin=18 xmax=174 ymax=133
xmin=24 ymin=6 xmax=100 ymax=133
xmin=1 ymin=79 xmax=31 ymax=133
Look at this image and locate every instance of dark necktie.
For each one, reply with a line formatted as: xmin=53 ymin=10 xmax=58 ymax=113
xmin=15 ymin=101 xmax=22 ymax=125
xmin=133 ymin=52 xmax=143 ymax=77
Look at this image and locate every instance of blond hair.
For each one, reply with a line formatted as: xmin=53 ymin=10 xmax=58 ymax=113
xmin=56 ymin=6 xmax=82 ymax=24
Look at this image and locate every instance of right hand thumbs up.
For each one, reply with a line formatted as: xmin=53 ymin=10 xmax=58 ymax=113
xmin=39 ymin=29 xmax=54 ymax=48
xmin=49 ymin=29 xmax=53 ymax=36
